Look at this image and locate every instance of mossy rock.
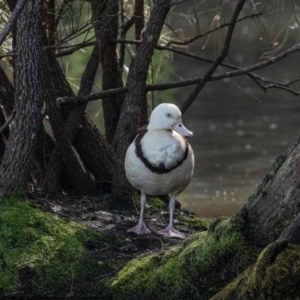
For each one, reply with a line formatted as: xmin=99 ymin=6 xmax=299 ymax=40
xmin=211 ymin=240 xmax=300 ymax=300
xmin=0 ymin=193 xmax=113 ymax=298
xmin=107 ymin=216 xmax=259 ymax=300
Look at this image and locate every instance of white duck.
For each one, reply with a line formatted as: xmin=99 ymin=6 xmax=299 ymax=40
xmin=125 ymin=103 xmax=195 ymax=239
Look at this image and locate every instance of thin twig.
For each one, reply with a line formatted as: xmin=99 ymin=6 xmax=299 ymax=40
xmin=166 ymin=12 xmax=262 ymax=46
xmin=0 ymin=110 xmax=16 ymax=133
xmin=47 ymin=22 xmax=95 ymax=50
xmin=181 ymin=0 xmax=247 ymax=114
xmin=214 ymin=42 xmax=300 ymax=80
xmin=55 ymin=41 xmax=95 ymax=57
xmin=49 ymin=10 xmax=261 ymax=58
xmin=66 ymin=264 xmax=74 ymax=298
xmin=0 ymin=0 xmax=27 ymax=47
xmin=57 ymin=40 xmax=300 ymax=105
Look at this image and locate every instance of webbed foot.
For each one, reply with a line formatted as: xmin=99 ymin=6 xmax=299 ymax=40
xmin=157 ymin=226 xmax=186 ymax=239
xmin=127 ymin=222 xmax=151 ymax=235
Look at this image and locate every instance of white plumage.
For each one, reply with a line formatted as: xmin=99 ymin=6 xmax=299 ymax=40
xmin=125 ymin=103 xmax=195 ymax=239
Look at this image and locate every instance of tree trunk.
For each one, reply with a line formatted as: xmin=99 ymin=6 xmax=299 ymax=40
xmin=73 ymin=116 xmax=115 ymax=192
xmin=0 ymin=0 xmax=46 ymax=196
xmin=43 ymin=0 xmax=56 ymax=45
xmin=134 ymin=0 xmax=148 ymax=127
xmin=0 ymin=65 xmax=14 ymax=116
xmin=42 ymin=36 xmax=101 ymax=193
xmin=0 ymin=64 xmax=56 ymax=187
xmin=33 ymin=124 xmax=55 ymax=188
xmin=43 ymin=89 xmax=94 ymax=193
xmin=97 ymin=0 xmax=125 ymax=145
xmin=0 ymin=109 xmax=7 ymax=159
xmin=242 ymin=136 xmax=300 ymax=246
xmin=42 ymin=30 xmax=114 ymax=193
xmin=112 ymin=0 xmax=172 ymax=201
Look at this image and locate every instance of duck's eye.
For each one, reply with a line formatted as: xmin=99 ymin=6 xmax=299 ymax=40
xmin=166 ymin=113 xmax=171 ymax=118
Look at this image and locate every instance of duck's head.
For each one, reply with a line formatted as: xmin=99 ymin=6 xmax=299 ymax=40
xmin=147 ymin=103 xmax=193 ymax=137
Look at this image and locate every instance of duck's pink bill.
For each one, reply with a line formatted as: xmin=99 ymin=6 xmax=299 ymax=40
xmin=173 ymin=122 xmax=193 ymax=137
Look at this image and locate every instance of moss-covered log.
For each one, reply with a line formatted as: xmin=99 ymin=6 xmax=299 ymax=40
xmin=106 ymin=215 xmax=261 ymax=300
xmin=211 ymin=240 xmax=300 ymax=300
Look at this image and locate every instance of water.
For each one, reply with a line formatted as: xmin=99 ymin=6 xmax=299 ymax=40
xmin=175 ymin=76 xmax=300 ymax=218
xmin=167 ymin=0 xmax=300 ymax=217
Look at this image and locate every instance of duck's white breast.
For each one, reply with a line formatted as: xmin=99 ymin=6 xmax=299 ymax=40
xmin=125 ymin=130 xmax=194 ymax=196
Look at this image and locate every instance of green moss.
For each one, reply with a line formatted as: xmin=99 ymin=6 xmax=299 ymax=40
xmin=147 ymin=197 xmax=167 ymax=211
xmin=212 ymin=240 xmax=300 ymax=300
xmin=107 ymin=216 xmax=258 ymax=300
xmin=178 ymin=215 xmax=213 ymax=231
xmin=131 ymin=194 xmax=168 ymax=212
xmin=0 ymin=194 xmax=111 ymax=297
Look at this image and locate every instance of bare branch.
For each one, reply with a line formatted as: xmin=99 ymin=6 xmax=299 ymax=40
xmin=57 ymin=39 xmax=300 ymax=106
xmin=55 ymin=41 xmax=95 ymax=57
xmin=119 ymin=15 xmax=135 ymax=74
xmin=262 ymin=84 xmax=300 ymax=96
xmin=0 ymin=0 xmax=27 ymax=47
xmin=45 ymin=22 xmax=95 ymax=52
xmin=181 ymin=0 xmax=247 ymax=114
xmin=213 ymin=42 xmax=300 ymax=80
xmin=57 ymin=87 xmax=128 ymax=105
xmin=111 ymin=39 xmax=265 ymax=92
xmin=54 ymin=12 xmax=260 ymax=58
xmin=169 ymin=0 xmax=189 ymax=4
xmin=121 ymin=17 xmax=134 ymax=32
xmin=167 ymin=12 xmax=262 ymax=46
xmin=57 ymin=70 xmax=300 ymax=106
xmin=0 ymin=110 xmax=16 ymax=134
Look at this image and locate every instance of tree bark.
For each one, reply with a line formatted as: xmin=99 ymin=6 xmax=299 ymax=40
xmin=42 ymin=44 xmax=114 ymax=193
xmin=134 ymin=0 xmax=148 ymax=127
xmin=112 ymin=0 xmax=172 ymax=200
xmin=97 ymin=0 xmax=125 ymax=145
xmin=33 ymin=123 xmax=55 ymax=188
xmin=43 ymin=0 xmax=56 ymax=45
xmin=73 ymin=116 xmax=115 ymax=192
xmin=0 ymin=59 xmax=55 ymax=186
xmin=0 ymin=109 xmax=7 ymax=159
xmin=0 ymin=0 xmax=46 ymax=196
xmin=242 ymin=136 xmax=300 ymax=246
xmin=0 ymin=66 xmax=14 ymax=147
xmin=43 ymin=86 xmax=94 ymax=193
xmin=0 ymin=65 xmax=14 ymax=116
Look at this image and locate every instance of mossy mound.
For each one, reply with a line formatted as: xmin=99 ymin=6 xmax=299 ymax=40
xmin=211 ymin=240 xmax=300 ymax=300
xmin=0 ymin=193 xmax=110 ymax=298
xmin=178 ymin=215 xmax=213 ymax=231
xmin=107 ymin=215 xmax=260 ymax=300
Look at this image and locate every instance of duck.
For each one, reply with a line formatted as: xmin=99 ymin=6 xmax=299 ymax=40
xmin=125 ymin=103 xmax=195 ymax=239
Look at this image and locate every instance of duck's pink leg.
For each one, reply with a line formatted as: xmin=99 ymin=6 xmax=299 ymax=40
xmin=157 ymin=194 xmax=186 ymax=239
xmin=127 ymin=191 xmax=151 ymax=235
